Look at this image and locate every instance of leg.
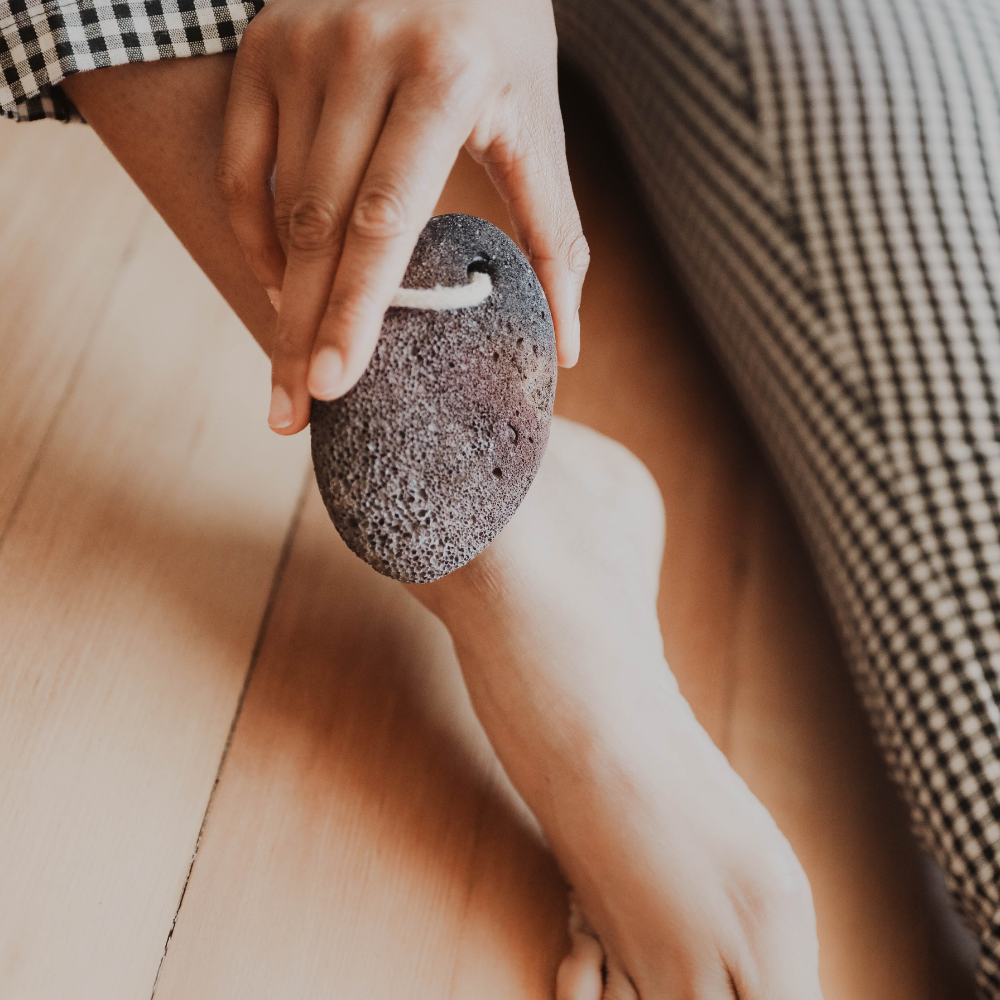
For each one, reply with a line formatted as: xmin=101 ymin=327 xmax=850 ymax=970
xmin=411 ymin=418 xmax=823 ymax=1000
xmin=554 ymin=0 xmax=1000 ymax=990
xmin=67 ymin=56 xmax=823 ymax=997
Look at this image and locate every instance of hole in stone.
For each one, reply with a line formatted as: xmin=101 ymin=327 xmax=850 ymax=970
xmin=468 ymin=253 xmax=491 ymax=275
xmin=493 ymin=467 xmax=503 ymax=478
xmin=493 ymin=352 xmax=500 ymax=362
xmin=517 ymin=337 xmax=524 ymax=347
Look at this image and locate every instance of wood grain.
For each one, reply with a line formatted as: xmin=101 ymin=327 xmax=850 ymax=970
xmin=0 ymin=174 xmax=309 ymax=999
xmin=0 ymin=122 xmax=147 ymax=530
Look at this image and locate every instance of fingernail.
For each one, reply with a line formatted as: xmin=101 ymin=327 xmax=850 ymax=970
xmin=308 ymin=347 xmax=344 ymax=400
xmin=267 ymin=384 xmax=294 ymax=430
xmin=266 ymin=286 xmax=282 ymax=313
xmin=562 ymin=311 xmax=581 ymax=367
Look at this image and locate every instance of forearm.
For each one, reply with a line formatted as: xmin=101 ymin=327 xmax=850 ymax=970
xmin=62 ymin=56 xmax=277 ymax=356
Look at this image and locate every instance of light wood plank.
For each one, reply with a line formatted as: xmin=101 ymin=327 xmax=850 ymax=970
xmin=0 ymin=121 xmax=148 ymax=529
xmin=153 ymin=487 xmax=569 ymax=1000
xmin=0 ymin=201 xmax=310 ymax=998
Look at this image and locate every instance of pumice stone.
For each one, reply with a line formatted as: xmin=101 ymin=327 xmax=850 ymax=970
xmin=310 ymin=213 xmax=558 ymax=584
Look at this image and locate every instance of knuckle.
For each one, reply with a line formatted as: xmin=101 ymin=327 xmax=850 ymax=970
xmin=273 ymin=196 xmax=294 ymax=243
xmin=564 ymin=230 xmax=591 ymax=281
xmin=272 ymin=322 xmax=307 ymax=362
xmin=288 ymin=192 xmax=343 ymax=255
xmin=284 ymin=12 xmax=328 ymax=64
xmin=350 ymin=184 xmax=407 ymax=241
xmin=230 ymin=36 xmax=273 ymax=102
xmin=215 ymin=154 xmax=252 ymax=209
xmin=236 ymin=17 xmax=269 ymax=61
xmin=334 ymin=5 xmax=383 ymax=60
xmin=411 ymin=20 xmax=482 ymax=87
xmin=327 ymin=288 xmax=371 ymax=331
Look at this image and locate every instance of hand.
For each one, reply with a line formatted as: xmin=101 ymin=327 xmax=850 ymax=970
xmin=216 ymin=0 xmax=589 ymax=434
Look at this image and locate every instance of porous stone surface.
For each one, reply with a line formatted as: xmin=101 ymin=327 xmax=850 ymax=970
xmin=311 ymin=214 xmax=557 ymax=583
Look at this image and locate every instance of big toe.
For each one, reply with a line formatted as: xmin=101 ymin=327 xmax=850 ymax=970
xmin=556 ymin=929 xmax=605 ymax=1000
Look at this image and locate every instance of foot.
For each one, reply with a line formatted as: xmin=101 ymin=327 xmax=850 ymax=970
xmin=409 ymin=418 xmax=823 ymax=1000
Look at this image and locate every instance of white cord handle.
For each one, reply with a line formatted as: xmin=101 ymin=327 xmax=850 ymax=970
xmin=390 ymin=270 xmax=492 ymax=311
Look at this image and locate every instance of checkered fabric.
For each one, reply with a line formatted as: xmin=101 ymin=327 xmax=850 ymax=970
xmin=0 ymin=0 xmax=263 ymax=121
xmin=553 ymin=0 xmax=1000 ymax=992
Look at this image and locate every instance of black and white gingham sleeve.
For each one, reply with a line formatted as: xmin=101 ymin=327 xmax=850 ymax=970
xmin=0 ymin=0 xmax=265 ymax=122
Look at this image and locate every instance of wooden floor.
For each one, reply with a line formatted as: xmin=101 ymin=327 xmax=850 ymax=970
xmin=0 ymin=84 xmax=980 ymax=999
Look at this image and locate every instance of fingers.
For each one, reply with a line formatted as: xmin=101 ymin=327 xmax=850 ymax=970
xmin=482 ymin=97 xmax=589 ymax=368
xmin=556 ymin=930 xmax=604 ymax=1000
xmin=217 ymin=1 xmax=573 ymax=433
xmin=305 ymin=73 xmax=482 ymax=400
xmin=217 ymin=44 xmax=285 ymax=306
xmin=267 ymin=83 xmax=391 ymax=432
xmin=271 ymin=83 xmax=325 ymax=260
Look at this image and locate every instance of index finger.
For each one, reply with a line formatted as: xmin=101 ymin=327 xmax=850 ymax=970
xmin=267 ymin=80 xmax=390 ymax=433
xmin=306 ymin=73 xmax=485 ymax=400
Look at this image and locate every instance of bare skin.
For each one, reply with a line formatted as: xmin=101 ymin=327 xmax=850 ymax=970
xmin=412 ymin=419 xmax=823 ymax=1000
xmin=215 ymin=0 xmax=587 ymax=435
xmin=64 ymin=52 xmax=823 ymax=1000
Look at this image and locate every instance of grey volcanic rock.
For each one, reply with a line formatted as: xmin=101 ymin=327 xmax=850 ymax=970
xmin=311 ymin=214 xmax=557 ymax=583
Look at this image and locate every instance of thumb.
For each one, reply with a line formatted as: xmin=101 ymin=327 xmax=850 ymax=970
xmin=478 ymin=101 xmax=589 ymax=366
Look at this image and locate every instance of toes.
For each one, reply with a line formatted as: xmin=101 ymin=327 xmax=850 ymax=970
xmin=556 ymin=929 xmax=605 ymax=1000
xmin=602 ymin=957 xmax=640 ymax=1000
xmin=724 ymin=858 xmax=824 ymax=1000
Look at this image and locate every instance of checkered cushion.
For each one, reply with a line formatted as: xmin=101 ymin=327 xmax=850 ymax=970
xmin=0 ymin=0 xmax=263 ymax=121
